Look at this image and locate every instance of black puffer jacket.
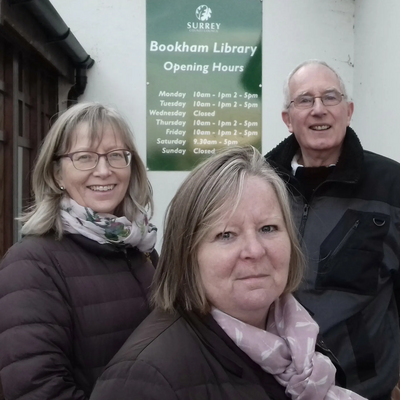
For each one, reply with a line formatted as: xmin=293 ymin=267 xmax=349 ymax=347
xmin=0 ymin=233 xmax=157 ymax=400
xmin=90 ymin=308 xmax=345 ymax=400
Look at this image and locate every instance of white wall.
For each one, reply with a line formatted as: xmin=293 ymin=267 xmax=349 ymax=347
xmin=352 ymin=0 xmax=400 ymax=161
xmin=50 ymin=0 xmax=373 ymax=250
xmin=262 ymin=0 xmax=355 ymax=153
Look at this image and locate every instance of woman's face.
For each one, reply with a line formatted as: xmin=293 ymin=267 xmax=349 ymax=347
xmin=197 ymin=176 xmax=291 ymax=329
xmin=56 ymin=122 xmax=131 ymax=214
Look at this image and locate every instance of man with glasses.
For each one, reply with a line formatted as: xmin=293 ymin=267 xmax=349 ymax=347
xmin=265 ymin=60 xmax=400 ymax=400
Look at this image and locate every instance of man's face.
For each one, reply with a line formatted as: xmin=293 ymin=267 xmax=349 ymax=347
xmin=282 ymin=64 xmax=354 ymax=162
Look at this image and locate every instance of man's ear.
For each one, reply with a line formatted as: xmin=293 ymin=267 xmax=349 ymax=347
xmin=346 ymin=101 xmax=354 ymax=126
xmin=282 ymin=111 xmax=293 ymax=133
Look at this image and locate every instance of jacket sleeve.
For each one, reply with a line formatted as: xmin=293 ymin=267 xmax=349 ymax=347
xmin=90 ymin=360 xmax=177 ymax=400
xmin=0 ymin=248 xmax=87 ymax=400
xmin=392 ymin=229 xmax=400 ymax=321
xmin=394 ymin=270 xmax=400 ymax=322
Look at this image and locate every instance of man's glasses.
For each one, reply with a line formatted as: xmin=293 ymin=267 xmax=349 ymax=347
xmin=59 ymin=149 xmax=132 ymax=171
xmin=289 ymin=91 xmax=344 ymax=109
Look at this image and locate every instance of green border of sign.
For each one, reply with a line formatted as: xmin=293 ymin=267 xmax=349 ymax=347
xmin=147 ymin=0 xmax=262 ymax=171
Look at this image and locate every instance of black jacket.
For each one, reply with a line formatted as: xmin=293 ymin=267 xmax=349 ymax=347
xmin=265 ymin=127 xmax=400 ymax=399
xmin=0 ymin=233 xmax=157 ymax=400
xmin=90 ymin=308 xmax=345 ymax=400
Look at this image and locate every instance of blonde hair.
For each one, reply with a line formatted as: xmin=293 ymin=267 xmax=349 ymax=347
xmin=20 ymin=102 xmax=153 ymax=238
xmin=152 ymin=146 xmax=304 ymax=313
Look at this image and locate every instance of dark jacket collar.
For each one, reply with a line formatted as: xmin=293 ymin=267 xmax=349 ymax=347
xmin=181 ymin=309 xmax=256 ymax=378
xmin=265 ymin=127 xmax=364 ymax=184
xmin=182 ymin=310 xmax=345 ymax=392
xmin=65 ymin=233 xmax=135 ymax=257
xmin=181 ymin=310 xmax=291 ymax=398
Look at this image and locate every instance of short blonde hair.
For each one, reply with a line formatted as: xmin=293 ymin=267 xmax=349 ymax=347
xmin=20 ymin=102 xmax=153 ymax=237
xmin=152 ymin=146 xmax=304 ymax=313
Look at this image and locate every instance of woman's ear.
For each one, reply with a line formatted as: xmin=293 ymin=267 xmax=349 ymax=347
xmin=53 ymin=161 xmax=64 ymax=190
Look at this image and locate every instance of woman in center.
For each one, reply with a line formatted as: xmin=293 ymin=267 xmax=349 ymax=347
xmin=91 ymin=146 xmax=365 ymax=400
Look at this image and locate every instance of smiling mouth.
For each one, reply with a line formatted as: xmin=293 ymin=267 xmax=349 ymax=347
xmin=88 ymin=185 xmax=115 ymax=192
xmin=310 ymin=125 xmax=331 ymax=131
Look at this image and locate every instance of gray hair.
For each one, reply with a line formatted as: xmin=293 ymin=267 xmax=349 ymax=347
xmin=152 ymin=145 xmax=305 ymax=314
xmin=282 ymin=59 xmax=349 ymax=110
xmin=20 ymin=102 xmax=153 ymax=238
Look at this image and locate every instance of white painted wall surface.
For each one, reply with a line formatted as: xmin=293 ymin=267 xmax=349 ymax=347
xmin=352 ymin=0 xmax=400 ymax=162
xmin=50 ymin=0 xmax=379 ymax=250
xmin=262 ymin=0 xmax=354 ymax=154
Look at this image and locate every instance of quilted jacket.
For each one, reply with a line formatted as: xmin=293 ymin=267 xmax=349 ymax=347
xmin=0 ymin=233 xmax=157 ymax=400
xmin=91 ymin=308 xmax=345 ymax=400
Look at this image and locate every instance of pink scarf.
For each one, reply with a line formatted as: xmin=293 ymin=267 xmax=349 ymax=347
xmin=211 ymin=294 xmax=366 ymax=400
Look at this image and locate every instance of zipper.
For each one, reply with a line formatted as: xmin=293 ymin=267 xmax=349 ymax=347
xmin=293 ymin=173 xmax=359 ymax=250
xmin=331 ymin=220 xmax=359 ymax=257
xmin=299 ymin=204 xmax=310 ymax=237
xmin=121 ymin=248 xmax=151 ymax=313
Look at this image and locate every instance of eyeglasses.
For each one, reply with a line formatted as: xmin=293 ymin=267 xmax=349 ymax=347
xmin=289 ymin=91 xmax=344 ymax=109
xmin=59 ymin=149 xmax=132 ymax=171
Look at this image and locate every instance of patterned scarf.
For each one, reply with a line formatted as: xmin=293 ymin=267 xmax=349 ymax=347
xmin=211 ymin=294 xmax=366 ymax=400
xmin=60 ymin=197 xmax=157 ymax=252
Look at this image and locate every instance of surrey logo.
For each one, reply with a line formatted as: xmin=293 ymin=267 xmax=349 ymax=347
xmin=195 ymin=5 xmax=212 ymax=21
xmin=187 ymin=4 xmax=220 ymax=32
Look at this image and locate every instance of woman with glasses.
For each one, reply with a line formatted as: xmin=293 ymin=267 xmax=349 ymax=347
xmin=0 ymin=103 xmax=157 ymax=400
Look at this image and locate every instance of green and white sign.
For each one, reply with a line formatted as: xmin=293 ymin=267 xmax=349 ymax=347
xmin=147 ymin=0 xmax=262 ymax=171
